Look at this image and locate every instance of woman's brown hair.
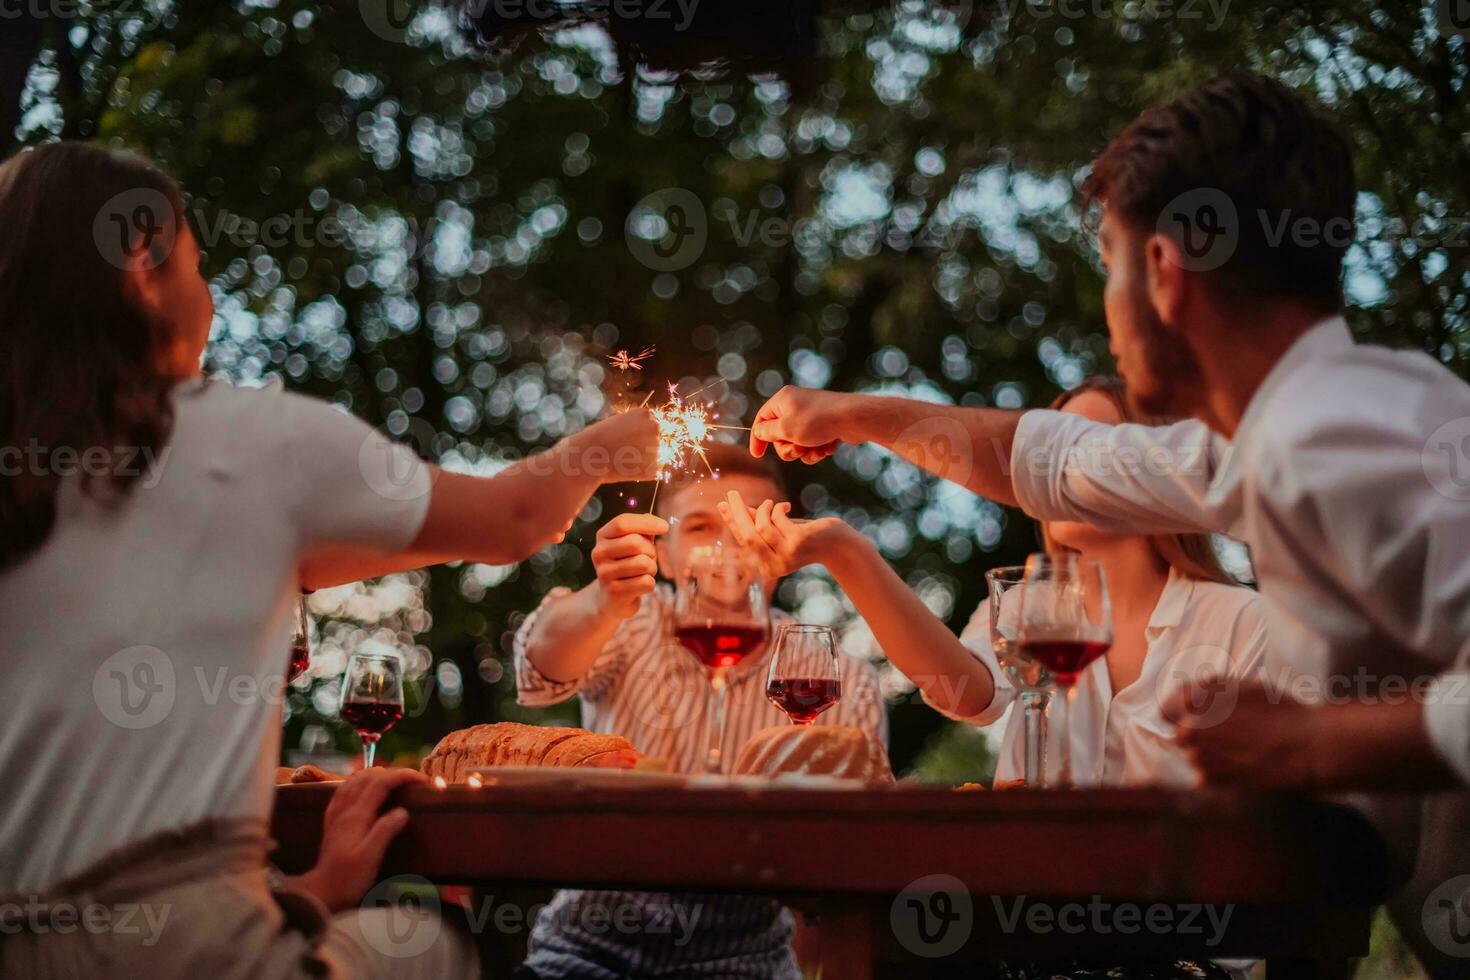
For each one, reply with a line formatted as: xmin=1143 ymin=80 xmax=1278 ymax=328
xmin=0 ymin=142 xmax=186 ymax=571
xmin=1050 ymin=376 xmax=1236 ymax=586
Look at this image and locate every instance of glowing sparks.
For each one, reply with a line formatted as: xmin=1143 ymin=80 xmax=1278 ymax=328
xmin=651 ymin=389 xmax=715 ymax=484
xmin=608 ymin=346 xmax=655 ymax=372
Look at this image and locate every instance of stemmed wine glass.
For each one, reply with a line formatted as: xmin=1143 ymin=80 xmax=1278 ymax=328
xmin=339 ymin=653 xmax=405 ymax=769
xmin=1014 ymin=553 xmax=1112 ymax=788
xmin=766 ymin=624 xmax=842 ymax=725
xmin=287 ymin=595 xmax=312 ymax=683
xmin=673 ymin=542 xmax=769 ymax=772
xmin=985 ymin=566 xmax=1056 ymax=786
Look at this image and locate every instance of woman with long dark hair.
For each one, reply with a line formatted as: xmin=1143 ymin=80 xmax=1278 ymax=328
xmin=0 ymin=141 xmax=656 ymax=977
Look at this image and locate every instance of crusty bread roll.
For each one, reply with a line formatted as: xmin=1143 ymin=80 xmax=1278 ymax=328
xmin=733 ymin=725 xmax=894 ymax=785
xmin=290 ymin=764 xmax=346 ymax=783
xmin=420 ymin=723 xmax=643 ymax=782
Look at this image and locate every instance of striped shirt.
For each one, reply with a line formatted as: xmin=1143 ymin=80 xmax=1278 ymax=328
xmin=514 ymin=583 xmax=888 ymax=979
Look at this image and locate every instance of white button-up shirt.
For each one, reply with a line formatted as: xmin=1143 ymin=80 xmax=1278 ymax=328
xmin=1007 ymin=316 xmax=1470 ymax=971
xmin=1009 ymin=317 xmax=1470 ymax=780
xmin=932 ymin=569 xmax=1269 ymax=787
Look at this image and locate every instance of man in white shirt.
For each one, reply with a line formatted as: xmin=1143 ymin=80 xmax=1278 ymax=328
xmin=741 ymin=72 xmax=1470 ymax=973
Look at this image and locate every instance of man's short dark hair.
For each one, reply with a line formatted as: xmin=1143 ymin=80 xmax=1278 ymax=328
xmin=655 ymin=440 xmax=789 ymax=515
xmin=1082 ymin=72 xmax=1356 ymax=313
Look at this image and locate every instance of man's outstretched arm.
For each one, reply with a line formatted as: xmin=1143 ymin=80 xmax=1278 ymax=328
xmin=749 ymin=386 xmax=1026 ymax=506
xmin=750 ymin=385 xmax=1232 ymax=537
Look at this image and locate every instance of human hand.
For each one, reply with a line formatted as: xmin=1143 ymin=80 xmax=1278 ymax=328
xmin=293 ymin=766 xmax=425 ymax=912
xmin=576 ymin=409 xmax=660 ymax=483
xmin=591 ymin=512 xmax=669 ymax=619
xmin=749 ymin=386 xmax=857 ymax=463
xmin=1161 ymin=678 xmax=1321 ymax=790
xmin=716 ymin=491 xmax=849 ymax=580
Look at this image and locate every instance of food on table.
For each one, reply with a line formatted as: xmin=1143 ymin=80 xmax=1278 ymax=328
xmin=290 ymin=764 xmax=346 ymax=783
xmin=275 ymin=766 xmax=296 ymax=784
xmin=419 ymin=722 xmax=646 ymax=783
xmin=732 ymin=725 xmax=894 ymax=785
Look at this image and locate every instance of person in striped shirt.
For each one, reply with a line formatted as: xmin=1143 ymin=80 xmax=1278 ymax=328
xmin=512 ymin=441 xmax=888 ymax=979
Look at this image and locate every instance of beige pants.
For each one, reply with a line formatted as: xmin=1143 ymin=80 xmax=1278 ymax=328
xmin=0 ymin=818 xmax=482 ymax=980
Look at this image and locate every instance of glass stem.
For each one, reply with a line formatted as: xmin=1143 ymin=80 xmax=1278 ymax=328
xmin=704 ymin=669 xmax=728 ymax=773
xmin=1058 ymin=683 xmax=1079 ymax=787
xmin=361 ymin=733 xmax=379 ymax=770
xmin=1021 ymin=691 xmax=1051 ymax=786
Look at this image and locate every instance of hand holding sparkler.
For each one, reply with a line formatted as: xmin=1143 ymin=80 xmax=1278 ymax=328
xmin=573 ymin=407 xmax=661 ymax=483
xmin=750 ymin=385 xmax=852 ymax=463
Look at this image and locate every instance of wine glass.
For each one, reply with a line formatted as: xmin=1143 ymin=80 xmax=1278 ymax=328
xmin=339 ymin=653 xmax=405 ymax=769
xmin=673 ymin=542 xmax=769 ymax=772
xmin=985 ymin=566 xmax=1056 ymax=786
xmin=1015 ymin=553 xmax=1112 ymax=788
xmin=766 ymin=624 xmax=842 ymax=725
xmin=287 ymin=595 xmax=312 ymax=683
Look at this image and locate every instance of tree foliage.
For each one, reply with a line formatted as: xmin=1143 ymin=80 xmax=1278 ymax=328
xmin=8 ymin=1 xmax=1466 ymax=775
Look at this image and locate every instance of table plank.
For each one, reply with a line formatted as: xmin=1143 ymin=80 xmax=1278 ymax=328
xmin=273 ymin=784 xmax=1387 ymax=905
xmin=272 ymin=783 xmax=1386 ymax=969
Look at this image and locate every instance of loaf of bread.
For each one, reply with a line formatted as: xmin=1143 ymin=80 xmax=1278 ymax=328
xmin=732 ymin=725 xmax=894 ymax=785
xmin=419 ymin=722 xmax=643 ymax=782
xmin=291 ymin=764 xmax=346 ymax=784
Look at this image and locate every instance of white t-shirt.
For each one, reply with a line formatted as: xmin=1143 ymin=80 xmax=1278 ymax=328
xmin=930 ymin=569 xmax=1270 ymax=787
xmin=0 ymin=380 xmax=430 ymax=891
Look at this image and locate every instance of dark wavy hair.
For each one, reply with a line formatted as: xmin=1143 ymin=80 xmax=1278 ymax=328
xmin=0 ymin=142 xmax=185 ymax=571
xmin=1082 ymin=72 xmax=1355 ymax=314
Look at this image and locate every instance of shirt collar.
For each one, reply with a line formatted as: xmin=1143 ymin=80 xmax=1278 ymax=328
xmin=1232 ymin=315 xmax=1353 ymax=449
xmin=1146 ymin=567 xmax=1192 ymax=633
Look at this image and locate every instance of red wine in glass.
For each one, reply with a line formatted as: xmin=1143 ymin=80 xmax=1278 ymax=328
xmin=767 ymin=677 xmax=842 ymax=724
xmin=1018 ymin=639 xmax=1110 ymax=687
xmin=339 ymin=700 xmax=403 ymax=738
xmin=674 ymin=623 xmax=766 ymax=670
xmin=287 ymin=638 xmax=310 ymax=683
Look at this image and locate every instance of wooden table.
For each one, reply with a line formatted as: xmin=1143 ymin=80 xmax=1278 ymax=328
xmin=272 ymin=782 xmax=1390 ymax=978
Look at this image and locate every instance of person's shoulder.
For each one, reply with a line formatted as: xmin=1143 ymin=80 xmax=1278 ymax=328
xmin=172 ymin=376 xmax=312 ymax=431
xmin=1176 ymin=576 xmax=1264 ymax=633
xmin=1266 ymin=341 xmax=1470 ymax=446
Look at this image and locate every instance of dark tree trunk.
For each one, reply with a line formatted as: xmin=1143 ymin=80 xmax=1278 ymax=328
xmin=0 ymin=10 xmax=47 ymax=154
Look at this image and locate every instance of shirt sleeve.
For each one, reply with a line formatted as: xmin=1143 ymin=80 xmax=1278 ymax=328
xmin=277 ymin=391 xmax=432 ymax=555
xmin=513 ymin=587 xmax=660 ymax=707
xmin=920 ymin=598 xmax=1014 ymax=727
xmin=1424 ymin=672 xmax=1470 ymax=786
xmin=834 ymin=653 xmax=889 ymax=748
xmin=1010 ymin=410 xmax=1241 ymax=537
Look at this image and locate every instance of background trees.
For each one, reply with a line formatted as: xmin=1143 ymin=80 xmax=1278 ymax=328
xmin=5 ymin=1 xmax=1466 ymax=781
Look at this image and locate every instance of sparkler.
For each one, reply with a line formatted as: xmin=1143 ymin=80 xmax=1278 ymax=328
xmin=604 ymin=343 xmax=752 ymax=512
xmin=608 ymin=346 xmax=655 ymax=372
xmin=647 ymin=387 xmax=718 ymax=513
